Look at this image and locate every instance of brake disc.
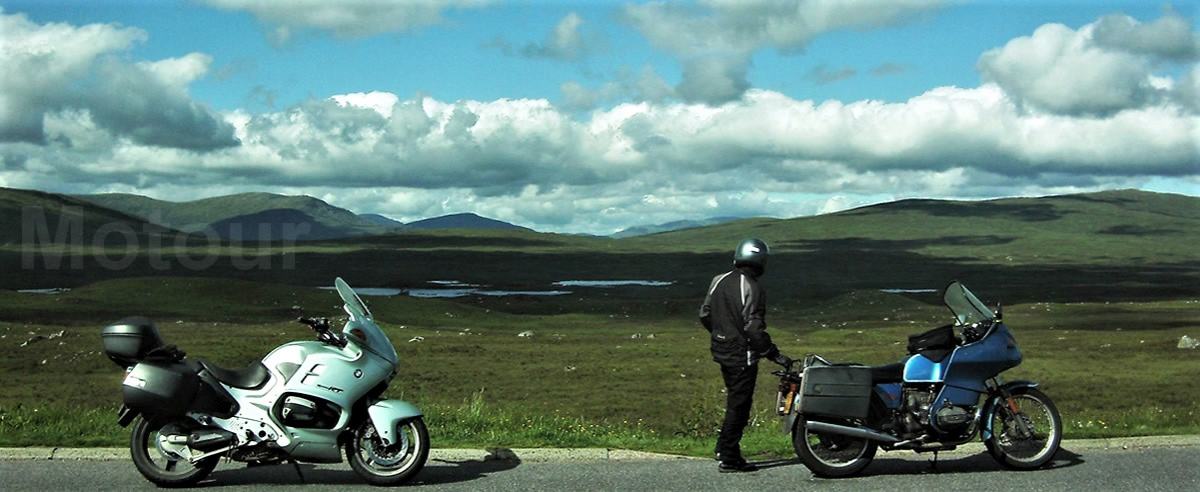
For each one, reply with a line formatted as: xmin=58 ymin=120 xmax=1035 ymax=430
xmin=363 ymin=424 xmax=409 ymax=468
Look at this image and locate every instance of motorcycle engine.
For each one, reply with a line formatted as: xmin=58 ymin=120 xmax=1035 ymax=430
xmin=280 ymin=396 xmax=341 ymax=429
xmin=902 ymin=387 xmax=936 ymax=432
xmin=936 ymin=403 xmax=974 ymax=428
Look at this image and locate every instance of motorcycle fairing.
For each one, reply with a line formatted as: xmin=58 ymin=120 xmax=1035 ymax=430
xmin=941 ymin=323 xmax=1022 ymax=393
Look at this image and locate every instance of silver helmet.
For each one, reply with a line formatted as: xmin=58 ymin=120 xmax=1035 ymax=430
xmin=733 ymin=238 xmax=769 ymax=269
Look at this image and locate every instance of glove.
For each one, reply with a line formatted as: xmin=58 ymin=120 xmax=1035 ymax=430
xmin=771 ymin=352 xmax=793 ymax=368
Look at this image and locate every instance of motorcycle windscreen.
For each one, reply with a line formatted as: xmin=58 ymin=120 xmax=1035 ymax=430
xmin=335 ymin=277 xmax=372 ymax=320
xmin=942 ymin=281 xmax=995 ymax=326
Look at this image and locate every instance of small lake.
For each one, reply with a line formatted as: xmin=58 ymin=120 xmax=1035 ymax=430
xmin=553 ymin=280 xmax=674 ymax=287
xmin=408 ymin=288 xmax=571 ymax=298
xmin=17 ymin=288 xmax=71 ymax=294
xmin=319 ymin=283 xmax=571 ymax=298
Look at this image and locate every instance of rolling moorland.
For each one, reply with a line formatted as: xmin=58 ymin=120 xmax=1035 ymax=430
xmin=0 ymin=186 xmax=1196 ymax=456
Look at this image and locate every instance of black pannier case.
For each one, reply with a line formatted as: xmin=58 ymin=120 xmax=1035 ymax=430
xmin=102 ymin=317 xmax=165 ymax=367
xmin=906 ymin=324 xmax=958 ymax=362
xmin=122 ymin=361 xmax=200 ymax=416
xmin=798 ymin=365 xmax=872 ymax=419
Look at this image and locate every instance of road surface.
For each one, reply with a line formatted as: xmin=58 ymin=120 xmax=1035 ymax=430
xmin=2 ymin=445 xmax=1197 ymax=490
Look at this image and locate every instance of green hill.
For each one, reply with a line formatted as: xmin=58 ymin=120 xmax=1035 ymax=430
xmin=635 ymin=189 xmax=1200 ymax=265
xmin=0 ymin=187 xmax=178 ymax=247
xmin=405 ymin=212 xmax=530 ymax=231
xmin=78 ymin=191 xmax=392 ymax=239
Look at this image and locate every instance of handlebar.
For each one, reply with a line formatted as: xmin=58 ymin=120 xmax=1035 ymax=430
xmin=297 ymin=316 xmax=330 ymax=330
xmin=772 ymin=369 xmax=803 ymax=382
xmin=295 ymin=317 xmax=346 ymax=348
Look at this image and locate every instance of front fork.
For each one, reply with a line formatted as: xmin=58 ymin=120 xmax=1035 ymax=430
xmin=989 ymin=378 xmax=1033 ymax=439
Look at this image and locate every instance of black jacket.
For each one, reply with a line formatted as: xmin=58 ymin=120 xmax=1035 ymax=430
xmin=699 ymin=266 xmax=780 ymax=367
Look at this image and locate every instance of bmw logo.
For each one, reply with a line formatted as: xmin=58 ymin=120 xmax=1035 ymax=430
xmin=353 ymin=369 xmax=363 ymax=378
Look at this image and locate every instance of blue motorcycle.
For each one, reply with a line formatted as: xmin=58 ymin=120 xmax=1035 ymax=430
xmin=774 ymin=281 xmax=1062 ymax=477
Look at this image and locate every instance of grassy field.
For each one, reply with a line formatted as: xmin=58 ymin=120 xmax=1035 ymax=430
xmin=1 ymin=278 xmax=1196 ymax=457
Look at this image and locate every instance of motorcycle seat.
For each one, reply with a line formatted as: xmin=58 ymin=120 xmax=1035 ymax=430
xmin=869 ymin=363 xmax=904 ymax=384
xmin=198 ymin=358 xmax=269 ymax=390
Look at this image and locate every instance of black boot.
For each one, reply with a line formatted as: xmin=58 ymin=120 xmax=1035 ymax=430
xmin=718 ymin=457 xmax=758 ymax=473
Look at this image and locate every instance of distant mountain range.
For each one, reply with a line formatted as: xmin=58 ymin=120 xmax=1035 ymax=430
xmin=77 ymin=192 xmax=393 ymax=241
xmin=612 ymin=217 xmax=742 ymax=238
xmin=4 ymin=187 xmax=1197 ymax=257
xmin=0 ymin=189 xmax=533 ymax=241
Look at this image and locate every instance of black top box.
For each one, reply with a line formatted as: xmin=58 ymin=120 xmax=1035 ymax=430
xmin=102 ymin=317 xmax=165 ymax=367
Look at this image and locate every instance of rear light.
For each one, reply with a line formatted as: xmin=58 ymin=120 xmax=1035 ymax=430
xmin=776 ymin=382 xmax=799 ymax=415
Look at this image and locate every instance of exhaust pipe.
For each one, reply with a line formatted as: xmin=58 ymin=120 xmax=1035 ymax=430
xmin=805 ymin=420 xmax=899 ymax=443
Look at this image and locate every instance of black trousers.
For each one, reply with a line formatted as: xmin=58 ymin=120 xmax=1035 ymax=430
xmin=716 ymin=362 xmax=758 ymax=460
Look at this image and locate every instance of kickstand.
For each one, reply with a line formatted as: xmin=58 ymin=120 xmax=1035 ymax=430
xmin=928 ymin=450 xmax=939 ymax=473
xmin=290 ymin=459 xmax=305 ymax=484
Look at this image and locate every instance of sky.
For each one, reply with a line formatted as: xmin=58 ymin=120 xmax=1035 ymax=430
xmin=0 ymin=0 xmax=1197 ymax=234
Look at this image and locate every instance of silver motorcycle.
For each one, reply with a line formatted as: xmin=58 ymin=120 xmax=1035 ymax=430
xmin=102 ymin=277 xmax=429 ymax=486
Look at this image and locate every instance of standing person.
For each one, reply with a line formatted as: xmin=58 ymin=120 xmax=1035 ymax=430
xmin=699 ymin=238 xmax=792 ymax=473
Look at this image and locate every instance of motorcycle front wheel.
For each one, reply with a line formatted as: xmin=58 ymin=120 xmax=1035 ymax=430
xmin=347 ymin=417 xmax=430 ymax=486
xmin=792 ymin=416 xmax=877 ymax=478
xmin=129 ymin=416 xmax=219 ymax=487
xmin=986 ymin=387 xmax=1062 ymax=470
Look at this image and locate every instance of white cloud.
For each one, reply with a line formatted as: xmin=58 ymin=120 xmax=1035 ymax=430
xmin=202 ymin=0 xmax=489 ymax=39
xmin=521 ymin=12 xmax=590 ymax=61
xmin=1092 ymin=11 xmax=1199 ymax=60
xmin=330 ymin=91 xmax=401 ymax=118
xmin=138 ymin=53 xmax=214 ymax=88
xmin=9 ymin=84 xmax=1195 ymax=195
xmin=979 ymin=12 xmax=1197 ymax=116
xmin=622 ymin=0 xmax=940 ymax=103
xmin=559 ymin=66 xmax=674 ymax=110
xmin=0 ymin=12 xmax=236 ymax=149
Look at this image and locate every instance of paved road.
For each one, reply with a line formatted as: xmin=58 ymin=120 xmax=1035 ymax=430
xmin=2 ymin=446 xmax=1198 ymax=491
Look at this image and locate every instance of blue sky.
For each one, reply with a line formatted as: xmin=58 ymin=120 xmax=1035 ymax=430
xmin=0 ymin=1 xmax=1197 ymax=232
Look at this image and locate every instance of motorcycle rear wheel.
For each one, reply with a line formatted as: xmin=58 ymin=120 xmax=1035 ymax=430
xmin=986 ymin=387 xmax=1062 ymax=470
xmin=129 ymin=417 xmax=219 ymax=487
xmin=346 ymin=417 xmax=430 ymax=485
xmin=792 ymin=417 xmax=877 ymax=478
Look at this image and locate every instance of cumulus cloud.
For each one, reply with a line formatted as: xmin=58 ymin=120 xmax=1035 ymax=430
xmin=0 ymin=12 xmax=237 ymax=150
xmin=520 ymin=12 xmax=592 ymax=61
xmin=202 ymin=0 xmax=489 ymax=41
xmin=8 ymin=84 xmax=1195 ymax=195
xmin=559 ymin=66 xmax=674 ymax=110
xmin=1092 ymin=11 xmax=1199 ymax=60
xmin=623 ymin=0 xmax=939 ymax=103
xmin=979 ymin=12 xmax=1198 ymax=116
xmin=487 ymin=12 xmax=602 ymax=63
